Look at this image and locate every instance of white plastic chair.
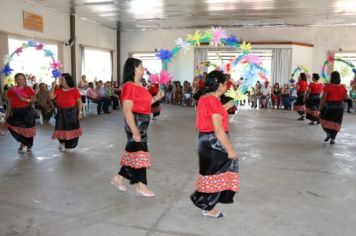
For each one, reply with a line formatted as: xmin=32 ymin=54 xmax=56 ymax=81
xmin=35 ymin=109 xmax=44 ymax=125
xmin=85 ymin=97 xmax=98 ymax=115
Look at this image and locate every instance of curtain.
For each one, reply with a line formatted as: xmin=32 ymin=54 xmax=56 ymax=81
xmin=194 ymin=48 xmax=208 ymax=72
xmin=271 ymin=49 xmax=292 ymax=86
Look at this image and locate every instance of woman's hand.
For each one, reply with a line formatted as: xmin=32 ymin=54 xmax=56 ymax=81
xmin=228 ymin=149 xmax=238 ymax=160
xmin=78 ymin=113 xmax=83 ymax=121
xmin=132 ymin=130 xmax=141 ymax=142
xmin=18 ymin=96 xmax=31 ymax=103
xmin=157 ymin=91 xmax=165 ymax=100
xmin=224 ymin=100 xmax=235 ymax=110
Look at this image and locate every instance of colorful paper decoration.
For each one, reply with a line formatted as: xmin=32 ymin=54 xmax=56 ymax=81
xmin=321 ymin=54 xmax=356 ymax=83
xmin=291 ymin=65 xmax=311 ymax=82
xmin=0 ymin=40 xmax=61 ymax=79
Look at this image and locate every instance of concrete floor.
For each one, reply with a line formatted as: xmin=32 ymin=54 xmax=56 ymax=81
xmin=0 ymin=104 xmax=355 ymax=236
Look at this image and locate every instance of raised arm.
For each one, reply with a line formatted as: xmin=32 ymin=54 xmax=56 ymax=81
xmin=50 ymin=81 xmax=57 ymax=100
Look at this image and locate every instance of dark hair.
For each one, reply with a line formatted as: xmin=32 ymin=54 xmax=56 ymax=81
xmin=312 ymin=73 xmax=320 ymax=81
xmin=14 ymin=73 xmax=26 ymax=81
xmin=123 ymin=57 xmax=142 ymax=84
xmin=88 ymin=82 xmax=94 ymax=87
xmin=203 ymin=70 xmax=226 ymax=94
xmin=61 ymin=73 xmax=75 ymax=88
xmin=299 ymin=73 xmax=307 ymax=81
xmin=330 ymin=71 xmax=341 ymax=84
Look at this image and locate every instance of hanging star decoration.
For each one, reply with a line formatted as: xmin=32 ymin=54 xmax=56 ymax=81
xmin=328 ymin=54 xmax=334 ymax=64
xmin=15 ymin=47 xmax=23 ymax=56
xmin=27 ymin=40 xmax=37 ymax=47
xmin=187 ymin=30 xmax=202 ymax=46
xmin=225 ymin=62 xmax=231 ymax=73
xmin=242 ymin=54 xmax=262 ymax=65
xmin=201 ymin=30 xmax=213 ymax=43
xmin=156 ymin=49 xmax=173 ymax=62
xmin=4 ymin=75 xmax=15 ymax=86
xmin=52 ymin=69 xmax=61 ymax=78
xmin=225 ymin=34 xmax=239 ymax=47
xmin=211 ymin=27 xmax=227 ymax=46
xmin=3 ymin=54 xmax=13 ymax=64
xmin=175 ymin=38 xmax=191 ymax=53
xmin=44 ymin=49 xmax=54 ymax=57
xmin=150 ymin=70 xmax=173 ymax=85
xmin=258 ymin=72 xmax=268 ymax=82
xmin=240 ymin=41 xmax=252 ymax=54
xmin=301 ymin=65 xmax=309 ymax=73
xmin=50 ymin=60 xmax=62 ymax=70
xmin=36 ymin=43 xmax=44 ymax=50
xmin=1 ymin=64 xmax=14 ymax=76
xmin=340 ymin=65 xmax=351 ymax=78
xmin=225 ymin=88 xmax=239 ymax=104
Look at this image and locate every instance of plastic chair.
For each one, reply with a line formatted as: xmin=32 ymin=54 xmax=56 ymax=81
xmin=85 ymin=98 xmax=98 ymax=115
xmin=35 ymin=109 xmax=44 ymax=125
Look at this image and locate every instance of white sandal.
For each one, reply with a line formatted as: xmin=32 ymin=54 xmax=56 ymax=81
xmin=202 ymin=210 xmax=224 ymax=218
xmin=111 ymin=177 xmax=127 ymax=192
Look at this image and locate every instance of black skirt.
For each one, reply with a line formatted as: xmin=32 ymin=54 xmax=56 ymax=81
xmin=151 ymin=101 xmax=161 ymax=117
xmin=320 ymin=102 xmax=344 ymax=139
xmin=52 ymin=106 xmax=82 ymax=149
xmin=6 ymin=106 xmax=36 ymax=147
xmin=191 ymin=132 xmax=239 ymax=211
xmin=293 ymin=92 xmax=305 ymax=113
xmin=119 ymin=113 xmax=151 ymax=185
xmin=305 ymin=94 xmax=321 ymax=122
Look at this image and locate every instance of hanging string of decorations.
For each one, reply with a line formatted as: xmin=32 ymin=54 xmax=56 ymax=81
xmin=1 ymin=40 xmax=62 ymax=86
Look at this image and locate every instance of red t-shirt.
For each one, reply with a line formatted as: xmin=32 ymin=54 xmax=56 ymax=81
xmin=55 ymin=87 xmax=81 ymax=108
xmin=121 ymin=82 xmax=152 ymax=115
xmin=309 ymin=82 xmax=324 ymax=95
xmin=196 ymin=95 xmax=228 ymax=132
xmin=323 ymin=84 xmax=347 ymax=102
xmin=7 ymin=86 xmax=35 ymax=108
xmin=297 ymin=80 xmax=308 ymax=93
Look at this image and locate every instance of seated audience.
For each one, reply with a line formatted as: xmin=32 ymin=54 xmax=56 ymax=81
xmin=35 ymin=83 xmax=55 ymax=121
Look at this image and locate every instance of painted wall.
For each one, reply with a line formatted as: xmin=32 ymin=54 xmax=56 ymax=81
xmin=0 ymin=0 xmax=117 ymax=84
xmin=121 ymin=26 xmax=356 ymax=83
xmin=291 ymin=45 xmax=314 ymax=77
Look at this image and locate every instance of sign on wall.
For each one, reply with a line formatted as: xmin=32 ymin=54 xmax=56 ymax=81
xmin=23 ymin=11 xmax=43 ymax=32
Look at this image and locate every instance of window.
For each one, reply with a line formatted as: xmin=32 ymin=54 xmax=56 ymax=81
xmin=131 ymin=52 xmax=162 ymax=80
xmin=334 ymin=52 xmax=356 ymax=87
xmin=82 ymin=47 xmax=112 ymax=82
xmin=207 ymin=48 xmax=272 ymax=82
xmin=8 ymin=37 xmax=58 ymax=85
